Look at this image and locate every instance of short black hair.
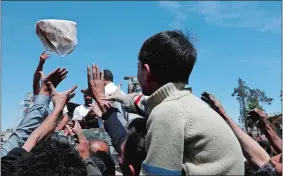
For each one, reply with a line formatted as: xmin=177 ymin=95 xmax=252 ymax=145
xmin=91 ymin=151 xmax=116 ymax=176
xmin=103 ymin=69 xmax=113 ymax=82
xmin=9 ymin=138 xmax=87 ymax=176
xmin=139 ymin=30 xmax=197 ymax=85
xmin=122 ymin=118 xmax=147 ymax=175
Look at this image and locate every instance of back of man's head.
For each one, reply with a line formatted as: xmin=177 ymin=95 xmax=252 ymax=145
xmin=89 ymin=139 xmax=110 ymax=154
xmin=9 ymin=137 xmax=86 ymax=176
xmin=122 ymin=118 xmax=147 ymax=175
xmin=138 ymin=30 xmax=197 ymax=85
xmin=103 ymin=69 xmax=114 ymax=82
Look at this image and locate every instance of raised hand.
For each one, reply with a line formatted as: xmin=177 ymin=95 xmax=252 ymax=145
xmin=87 ymin=64 xmax=105 ymax=100
xmin=40 ymin=51 xmax=50 ymax=62
xmin=39 ymin=68 xmax=68 ymax=96
xmin=46 ymin=81 xmax=77 ymax=111
xmin=248 ymin=108 xmax=268 ymax=124
xmin=87 ymin=64 xmax=110 ymax=112
xmin=201 ymin=92 xmax=226 ymax=116
xmin=66 ymin=121 xmax=90 ymax=159
xmin=88 ymin=103 xmax=103 ymax=117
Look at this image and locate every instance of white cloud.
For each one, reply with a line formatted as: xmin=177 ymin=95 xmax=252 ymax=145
xmin=159 ymin=1 xmax=281 ymax=34
xmin=159 ymin=1 xmax=181 ymax=11
xmin=159 ymin=1 xmax=187 ymax=29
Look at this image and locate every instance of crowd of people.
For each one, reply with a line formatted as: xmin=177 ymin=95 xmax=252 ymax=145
xmin=1 ymin=30 xmax=282 ymax=176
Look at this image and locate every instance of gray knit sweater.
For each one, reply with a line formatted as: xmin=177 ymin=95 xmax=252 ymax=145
xmin=125 ymin=83 xmax=245 ymax=175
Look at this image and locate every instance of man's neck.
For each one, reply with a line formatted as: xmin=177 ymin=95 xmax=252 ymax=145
xmin=84 ymin=102 xmax=91 ymax=106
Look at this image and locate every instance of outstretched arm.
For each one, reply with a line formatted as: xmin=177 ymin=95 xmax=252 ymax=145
xmin=201 ymin=92 xmax=270 ymax=168
xmin=23 ymin=81 xmax=77 ymax=152
xmin=33 ymin=51 xmax=50 ymax=95
xmin=105 ymin=84 xmax=149 ymax=117
xmin=248 ymin=109 xmax=282 ymax=154
xmin=259 ymin=122 xmax=282 ymax=153
xmin=55 ymin=113 xmax=69 ymax=131
xmin=66 ymin=121 xmax=102 ymax=176
xmin=1 ymin=68 xmax=68 ymax=156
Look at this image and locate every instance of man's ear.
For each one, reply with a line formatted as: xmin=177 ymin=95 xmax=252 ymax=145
xmin=128 ymin=164 xmax=135 ymax=176
xmin=143 ymin=64 xmax=151 ymax=81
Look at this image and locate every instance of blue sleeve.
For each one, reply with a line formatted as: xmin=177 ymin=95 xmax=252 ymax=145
xmin=103 ymin=108 xmax=127 ymax=154
xmin=1 ymin=94 xmax=51 ymax=157
xmin=110 ymin=102 xmax=128 ymax=127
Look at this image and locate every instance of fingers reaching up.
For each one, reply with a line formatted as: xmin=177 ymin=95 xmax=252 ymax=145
xmin=87 ymin=64 xmax=111 ymax=112
xmin=40 ymin=51 xmax=51 ymax=62
xmin=201 ymin=91 xmax=226 ymax=117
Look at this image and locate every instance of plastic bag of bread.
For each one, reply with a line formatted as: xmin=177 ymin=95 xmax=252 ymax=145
xmin=36 ymin=19 xmax=77 ymax=57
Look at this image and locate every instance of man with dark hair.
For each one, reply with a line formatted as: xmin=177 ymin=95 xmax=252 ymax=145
xmin=103 ymin=114 xmax=147 ymax=176
xmin=107 ymin=31 xmax=244 ymax=175
xmin=103 ymin=69 xmax=114 ymax=82
xmin=72 ymin=91 xmax=100 ymax=129
xmin=85 ymin=100 xmax=146 ymax=176
xmin=4 ymin=138 xmax=88 ymax=176
xmin=120 ymin=118 xmax=147 ymax=175
xmin=103 ymin=69 xmax=125 ymax=97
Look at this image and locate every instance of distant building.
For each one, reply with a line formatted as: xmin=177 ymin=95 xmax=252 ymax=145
xmin=267 ymin=113 xmax=282 ymax=138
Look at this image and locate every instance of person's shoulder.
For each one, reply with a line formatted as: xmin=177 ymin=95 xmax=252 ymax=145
xmin=177 ymin=92 xmax=211 ymax=110
xmin=149 ymin=100 xmax=186 ymax=121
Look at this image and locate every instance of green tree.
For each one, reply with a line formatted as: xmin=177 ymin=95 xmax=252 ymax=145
xmin=246 ymin=88 xmax=273 ymax=111
xmin=232 ymin=78 xmax=273 ymax=132
xmin=232 ymin=78 xmax=249 ymax=132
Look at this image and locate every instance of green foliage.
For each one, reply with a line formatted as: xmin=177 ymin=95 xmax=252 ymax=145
xmin=232 ymin=78 xmax=273 ymax=132
xmin=232 ymin=78 xmax=249 ymax=131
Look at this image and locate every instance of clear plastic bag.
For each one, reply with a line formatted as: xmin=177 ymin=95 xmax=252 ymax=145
xmin=36 ymin=19 xmax=77 ymax=57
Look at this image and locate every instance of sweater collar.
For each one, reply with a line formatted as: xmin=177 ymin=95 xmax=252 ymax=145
xmin=146 ymin=82 xmax=186 ymax=114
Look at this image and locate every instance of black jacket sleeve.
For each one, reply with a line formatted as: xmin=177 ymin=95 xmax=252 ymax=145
xmin=102 ymin=108 xmax=127 ymax=154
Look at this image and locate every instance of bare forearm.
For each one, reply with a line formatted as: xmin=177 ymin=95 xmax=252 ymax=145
xmin=259 ymin=122 xmax=282 ymax=153
xmin=57 ymin=114 xmax=69 ymax=130
xmin=222 ymin=113 xmax=270 ymax=167
xmin=33 ymin=61 xmax=45 ymax=95
xmin=22 ymin=108 xmax=61 ymax=152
